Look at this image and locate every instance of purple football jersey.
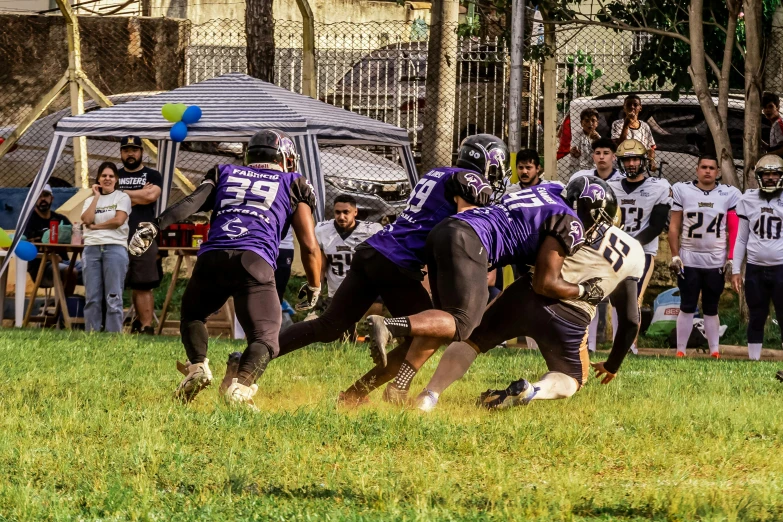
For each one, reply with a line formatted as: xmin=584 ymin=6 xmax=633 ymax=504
xmin=200 ymin=164 xmax=315 ymax=269
xmin=366 ymin=167 xmax=492 ymax=272
xmin=454 ymin=183 xmax=585 ymax=268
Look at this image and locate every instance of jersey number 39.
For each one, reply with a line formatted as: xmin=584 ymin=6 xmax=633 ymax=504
xmin=222 ymin=175 xmax=280 ymax=212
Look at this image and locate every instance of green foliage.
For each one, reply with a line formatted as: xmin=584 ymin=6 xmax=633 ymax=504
xmin=604 ymin=78 xmax=659 ymax=95
xmin=1 ymin=329 xmax=783 ymax=520
xmin=559 ymin=50 xmax=603 ymax=112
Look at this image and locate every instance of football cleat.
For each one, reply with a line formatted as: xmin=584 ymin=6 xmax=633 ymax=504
xmin=676 ymin=351 xmax=686 ymax=358
xmin=382 ymin=382 xmax=409 ymax=405
xmin=478 ymin=379 xmax=538 ymax=410
xmin=174 ymin=359 xmax=213 ymax=403
xmin=365 ymin=315 xmax=391 ymax=367
xmin=710 ymin=352 xmax=720 ymax=359
xmin=415 ymin=388 xmax=439 ymax=413
xmin=776 ymin=370 xmax=783 ymax=383
xmin=337 ymin=391 xmax=371 ymax=408
xmin=219 ymin=351 xmax=242 ymax=395
xmin=223 ymin=378 xmax=259 ymax=411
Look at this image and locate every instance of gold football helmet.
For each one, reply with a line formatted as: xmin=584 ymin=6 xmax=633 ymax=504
xmin=615 ymin=139 xmax=649 ymax=178
xmin=755 ymin=154 xmax=783 ymax=193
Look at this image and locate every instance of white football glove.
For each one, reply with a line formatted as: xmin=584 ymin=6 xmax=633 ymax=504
xmin=129 ymin=221 xmax=159 ymax=256
xmin=295 ymin=284 xmax=321 ymax=311
xmin=669 ymin=256 xmax=684 ymax=278
xmin=722 ymin=259 xmax=733 ymax=276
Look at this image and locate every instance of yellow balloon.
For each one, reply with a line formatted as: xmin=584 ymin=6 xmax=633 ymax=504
xmin=161 ymin=103 xmax=187 ymax=123
xmin=0 ymin=228 xmax=11 ymax=248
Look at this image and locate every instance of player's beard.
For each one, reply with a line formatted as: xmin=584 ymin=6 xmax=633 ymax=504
xmin=122 ymin=156 xmax=140 ymax=170
xmin=36 ymin=201 xmax=51 ymax=213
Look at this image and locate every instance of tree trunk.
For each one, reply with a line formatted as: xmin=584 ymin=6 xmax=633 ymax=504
xmin=246 ymin=0 xmax=276 ymax=83
xmin=421 ymin=0 xmax=460 ymax=172
xmin=688 ymin=0 xmax=739 ymax=188
xmin=743 ymin=0 xmax=763 ymax=191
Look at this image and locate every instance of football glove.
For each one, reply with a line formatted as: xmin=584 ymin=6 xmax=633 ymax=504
xmin=295 ymin=283 xmax=321 ymax=311
xmin=129 ymin=221 xmax=159 ymax=256
xmin=577 ymin=277 xmax=604 ymax=305
xmin=722 ymin=259 xmax=733 ymax=276
xmin=669 ymin=256 xmax=685 ymax=278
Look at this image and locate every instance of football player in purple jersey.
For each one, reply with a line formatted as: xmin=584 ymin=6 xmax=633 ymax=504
xmin=274 ymin=134 xmax=503 ymax=406
xmin=128 ymin=130 xmax=321 ymax=409
xmin=368 ymin=156 xmax=608 ymax=405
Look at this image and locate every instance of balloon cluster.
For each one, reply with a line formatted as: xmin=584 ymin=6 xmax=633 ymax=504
xmin=0 ymin=229 xmax=38 ymax=262
xmin=161 ymin=103 xmax=203 ymax=143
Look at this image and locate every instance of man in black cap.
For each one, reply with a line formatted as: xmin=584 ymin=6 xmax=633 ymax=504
xmin=117 ymin=136 xmax=163 ymax=334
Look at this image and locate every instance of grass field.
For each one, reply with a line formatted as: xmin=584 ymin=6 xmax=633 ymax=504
xmin=1 ymin=329 xmax=783 ymax=521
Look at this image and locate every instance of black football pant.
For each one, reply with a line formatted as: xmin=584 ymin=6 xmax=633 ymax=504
xmin=677 ymin=266 xmax=725 ymax=316
xmin=180 ymin=249 xmax=281 ymax=383
xmin=744 ymin=263 xmax=783 ymax=344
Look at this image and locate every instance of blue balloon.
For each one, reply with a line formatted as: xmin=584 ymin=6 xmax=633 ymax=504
xmin=181 ymin=105 xmax=202 ymax=125
xmin=170 ymin=121 xmax=188 ymax=143
xmin=15 ymin=240 xmax=38 ymax=262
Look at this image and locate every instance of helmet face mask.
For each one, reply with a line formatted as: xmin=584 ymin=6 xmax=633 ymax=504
xmin=245 ymin=130 xmax=300 ymax=172
xmin=563 ymin=176 xmax=617 ymax=244
xmin=615 ymin=139 xmax=649 ymax=178
xmin=755 ymin=154 xmax=783 ymax=194
xmin=455 ymin=134 xmax=511 ymax=202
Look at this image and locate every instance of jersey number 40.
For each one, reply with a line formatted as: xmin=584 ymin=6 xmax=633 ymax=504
xmin=753 ymin=215 xmax=783 ymax=240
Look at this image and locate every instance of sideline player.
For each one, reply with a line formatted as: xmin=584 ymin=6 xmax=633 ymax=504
xmin=129 ymin=130 xmax=321 ymax=408
xmin=668 ymin=156 xmax=740 ymax=358
xmin=569 ymin=138 xmax=623 ymax=184
xmin=369 ymin=178 xmax=602 ymax=404
xmin=416 ymin=177 xmax=644 ymax=411
xmin=731 ymin=155 xmax=783 ymax=360
xmin=513 ymin=149 xmax=562 ymax=190
xmin=275 ymin=134 xmax=502 ymax=404
xmin=609 ymin=139 xmax=672 ymax=352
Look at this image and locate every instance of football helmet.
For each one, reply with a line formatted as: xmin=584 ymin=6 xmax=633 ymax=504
xmin=246 ymin=129 xmax=300 ymax=172
xmin=615 ymin=139 xmax=649 ymax=178
xmin=754 ymin=154 xmax=783 ymax=193
xmin=563 ymin=175 xmax=617 ymax=243
xmin=456 ymin=134 xmax=511 ymax=201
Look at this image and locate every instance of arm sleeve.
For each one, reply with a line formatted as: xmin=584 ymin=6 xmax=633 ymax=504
xmin=289 ymin=175 xmax=318 ymax=213
xmin=118 ymin=193 xmax=132 ymax=215
xmin=81 ymin=197 xmax=93 ymax=215
xmin=671 ymin=184 xmax=683 ymax=209
xmin=446 ymin=171 xmax=493 ymax=207
xmin=634 ymin=203 xmax=670 ymax=245
xmin=156 ymin=169 xmax=218 ymax=230
xmin=604 ymin=278 xmax=641 ymax=374
xmin=543 ymin=213 xmax=585 ymax=255
xmin=147 ymin=168 xmax=164 ymax=188
xmin=727 ymin=209 xmax=739 ymax=260
xmin=731 ymin=217 xmax=749 ymax=274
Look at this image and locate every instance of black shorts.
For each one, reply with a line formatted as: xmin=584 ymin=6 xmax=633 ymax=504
xmin=744 ymin=263 xmax=783 ymax=344
xmin=126 ymin=241 xmax=161 ymax=291
xmin=677 ymin=266 xmax=725 ymax=316
xmin=469 ymin=275 xmax=591 ymax=386
xmin=425 ymin=218 xmax=489 ymax=341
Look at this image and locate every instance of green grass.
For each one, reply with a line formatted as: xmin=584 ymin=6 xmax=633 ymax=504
xmin=1 ymin=330 xmax=783 ymax=520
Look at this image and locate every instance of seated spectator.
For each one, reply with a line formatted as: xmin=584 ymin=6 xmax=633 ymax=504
xmin=508 ymin=149 xmax=562 ymax=192
xmin=81 ymin=162 xmax=132 ymax=333
xmin=570 ymin=108 xmax=601 ymax=170
xmin=611 ymin=94 xmax=656 ymax=171
xmin=23 ymin=184 xmax=82 ymax=290
xmin=763 ymin=91 xmax=783 ymax=157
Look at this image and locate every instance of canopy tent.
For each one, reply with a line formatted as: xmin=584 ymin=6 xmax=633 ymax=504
xmin=2 ymin=73 xmax=418 ymax=277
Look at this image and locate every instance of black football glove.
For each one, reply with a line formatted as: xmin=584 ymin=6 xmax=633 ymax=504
xmin=577 ymin=277 xmax=604 ymax=305
xmin=295 ymin=283 xmax=321 ymax=312
xmin=129 ymin=221 xmax=159 ymax=256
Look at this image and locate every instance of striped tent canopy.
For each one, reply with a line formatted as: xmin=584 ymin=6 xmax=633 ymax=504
xmin=2 ymin=73 xmax=418 ymax=277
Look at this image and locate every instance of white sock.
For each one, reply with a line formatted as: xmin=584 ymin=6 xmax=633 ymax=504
xmin=676 ymin=311 xmax=695 ymax=354
xmin=587 ymin=314 xmax=598 ymax=352
xmin=748 ymin=343 xmax=763 ymax=361
xmin=703 ymin=315 xmax=721 ymax=355
xmin=426 ymin=341 xmax=478 ymax=395
xmin=530 ymin=372 xmax=579 ymax=400
xmin=611 ymin=307 xmax=618 ymax=342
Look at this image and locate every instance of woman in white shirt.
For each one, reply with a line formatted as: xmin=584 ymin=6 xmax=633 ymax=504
xmin=81 ymin=162 xmax=132 ymax=333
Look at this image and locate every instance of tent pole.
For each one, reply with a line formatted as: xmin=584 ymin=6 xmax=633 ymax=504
xmin=295 ymin=0 xmax=317 ymax=98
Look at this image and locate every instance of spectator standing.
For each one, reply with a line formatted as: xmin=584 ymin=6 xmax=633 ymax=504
xmin=569 ymin=138 xmax=623 ymax=184
xmin=570 ymin=108 xmax=601 ymax=170
xmin=612 ymin=94 xmax=657 ymax=171
xmin=763 ymin=92 xmax=783 ymax=157
xmin=81 ymin=162 xmax=132 ymax=333
xmin=23 ymin=184 xmax=82 ymax=288
xmin=668 ymin=156 xmax=741 ymax=358
xmin=116 ymin=136 xmax=163 ymax=334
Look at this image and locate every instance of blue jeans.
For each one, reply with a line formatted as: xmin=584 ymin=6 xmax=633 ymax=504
xmin=82 ymin=244 xmax=129 ymax=333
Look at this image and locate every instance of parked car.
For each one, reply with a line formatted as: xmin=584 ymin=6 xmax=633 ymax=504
xmin=321 ymin=40 xmax=512 ymax=153
xmin=0 ymin=94 xmax=411 ymax=222
xmin=557 ymin=92 xmax=752 ymax=184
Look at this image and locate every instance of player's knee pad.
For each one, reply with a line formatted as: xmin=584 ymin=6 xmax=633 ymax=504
xmin=679 ymin=303 xmax=698 ymax=314
xmin=701 ymin=300 xmax=720 ymax=317
xmin=450 ymin=311 xmax=479 ymax=342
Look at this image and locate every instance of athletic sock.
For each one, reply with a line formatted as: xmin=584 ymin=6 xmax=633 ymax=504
xmin=748 ymin=343 xmax=763 ymax=361
xmin=391 ymin=360 xmax=417 ymax=392
xmin=587 ymin=314 xmax=598 ymax=352
xmin=703 ymin=315 xmax=721 ymax=355
xmin=531 ymin=372 xmax=578 ymax=400
xmin=676 ymin=311 xmax=695 ymax=354
xmin=384 ymin=317 xmax=412 ymax=338
xmin=426 ymin=341 xmax=478 ymax=395
xmin=611 ymin=307 xmax=619 ymax=342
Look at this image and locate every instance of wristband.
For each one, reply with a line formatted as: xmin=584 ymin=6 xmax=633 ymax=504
xmin=578 ymin=284 xmax=585 ymax=298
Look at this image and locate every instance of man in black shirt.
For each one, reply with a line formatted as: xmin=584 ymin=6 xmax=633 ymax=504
xmin=23 ymin=184 xmax=81 ymax=290
xmin=116 ymin=136 xmax=163 ymax=334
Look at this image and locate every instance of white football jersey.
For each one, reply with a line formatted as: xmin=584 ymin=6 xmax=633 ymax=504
xmin=608 ymin=176 xmax=672 ymax=256
xmin=672 ymin=181 xmax=741 ymax=269
xmin=316 ymin=219 xmax=383 ymax=296
xmin=561 ymin=225 xmax=645 ymax=319
xmin=735 ymin=190 xmax=783 ymax=267
xmin=569 ymin=168 xmax=623 ymax=183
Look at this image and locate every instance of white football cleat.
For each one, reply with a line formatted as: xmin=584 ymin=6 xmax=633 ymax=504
xmin=415 ymin=388 xmax=439 ymax=413
xmin=174 ymin=359 xmax=213 ymax=403
xmin=223 ymin=378 xmax=259 ymax=411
